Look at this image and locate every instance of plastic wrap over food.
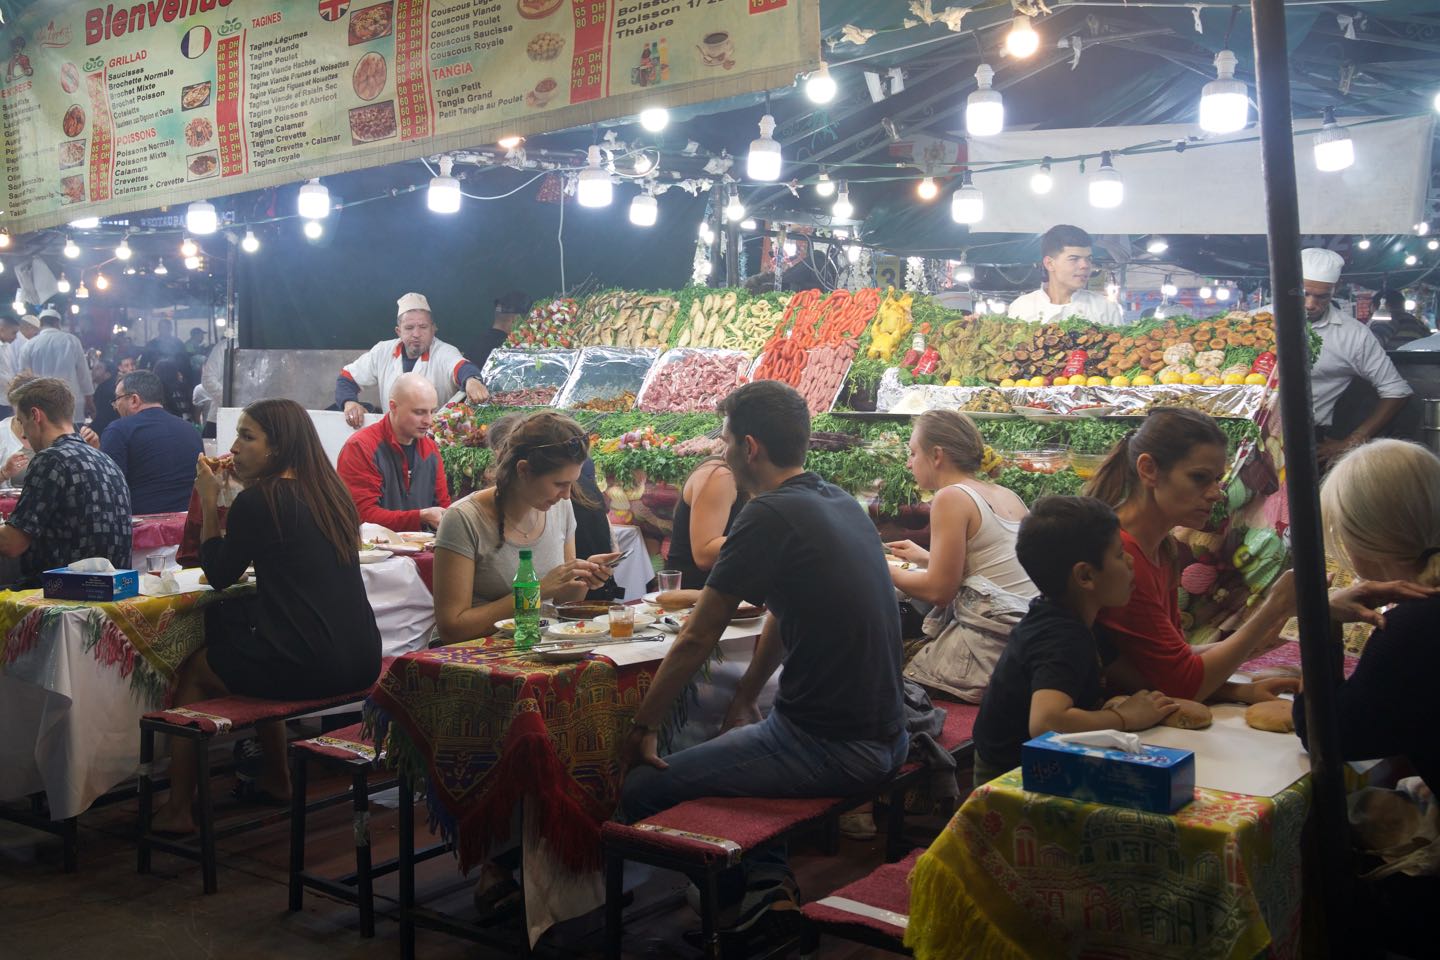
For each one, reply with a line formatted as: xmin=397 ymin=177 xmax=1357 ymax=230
xmin=879 ymin=375 xmax=1266 ymax=419
xmin=636 ymin=349 xmax=751 ymax=413
xmin=554 ymin=347 xmax=659 ymax=412
xmin=480 ymin=350 xmax=577 ymax=394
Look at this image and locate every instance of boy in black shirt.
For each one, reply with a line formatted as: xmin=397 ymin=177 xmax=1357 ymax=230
xmin=973 ymin=496 xmax=1178 ymax=781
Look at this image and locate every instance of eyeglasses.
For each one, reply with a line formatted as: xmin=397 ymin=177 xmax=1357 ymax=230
xmin=112 ymin=392 xmax=138 ymax=408
xmin=522 ymin=435 xmax=590 ymax=458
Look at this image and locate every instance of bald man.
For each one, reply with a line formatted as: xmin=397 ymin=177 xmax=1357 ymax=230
xmin=337 ymin=372 xmax=452 ymax=531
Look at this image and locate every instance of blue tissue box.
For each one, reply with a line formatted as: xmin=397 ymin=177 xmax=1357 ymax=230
xmin=1021 ymin=731 xmax=1195 ymax=814
xmin=42 ymin=567 xmax=139 ymax=602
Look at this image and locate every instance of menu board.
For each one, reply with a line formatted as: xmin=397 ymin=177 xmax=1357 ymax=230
xmin=0 ymin=0 xmax=818 ymax=234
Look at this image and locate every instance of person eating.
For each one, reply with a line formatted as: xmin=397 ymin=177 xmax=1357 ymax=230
xmin=886 ymin=410 xmax=1037 ymax=702
xmin=430 ymin=410 xmax=620 ymax=644
xmin=1006 ymin=224 xmax=1128 ymax=327
xmin=337 ymin=372 xmax=450 ymax=532
xmin=336 ymin=292 xmax=488 ymax=429
xmin=1084 ymin=407 xmax=1298 ymax=703
xmin=151 ymin=398 xmax=382 ymax=834
xmin=666 ymin=452 xmax=745 ymax=590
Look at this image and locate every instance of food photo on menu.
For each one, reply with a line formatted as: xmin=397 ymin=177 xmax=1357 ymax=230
xmin=181 ymin=81 xmax=211 ymax=111
xmin=348 ymin=2 xmax=394 ymax=45
xmin=352 ymin=51 xmax=387 ymax=102
xmin=348 ymin=101 xmax=398 ymax=145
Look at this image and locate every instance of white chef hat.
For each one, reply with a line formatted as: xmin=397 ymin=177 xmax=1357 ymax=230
xmin=20 ymin=314 xmax=39 ymax=328
xmin=396 ymin=292 xmax=432 ymax=317
xmin=38 ymin=307 xmax=61 ymax=322
xmin=1300 ymin=248 xmax=1344 ymax=285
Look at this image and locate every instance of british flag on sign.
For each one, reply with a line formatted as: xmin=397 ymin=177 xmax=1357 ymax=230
xmin=318 ymin=0 xmax=350 ymax=21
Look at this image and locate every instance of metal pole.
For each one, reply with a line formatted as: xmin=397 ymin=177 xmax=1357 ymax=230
xmin=707 ymin=195 xmax=723 ymax=289
xmin=725 ymin=218 xmax=741 ymax=287
xmin=1249 ymin=0 xmax=1353 ymax=949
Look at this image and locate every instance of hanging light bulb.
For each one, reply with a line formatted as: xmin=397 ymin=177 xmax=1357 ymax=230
xmin=1405 ymin=297 xmax=1418 ymax=312
xmin=1030 ymin=160 xmax=1053 ymax=195
xmin=1089 ymin=152 xmax=1124 ymax=208
xmin=847 ymin=242 xmax=863 ymax=262
xmin=0 ymin=259 xmax=4 ymax=273
xmin=427 ymin=157 xmax=462 ymax=214
xmin=186 ymin=200 xmax=218 ymax=235
xmin=180 ymin=237 xmax=198 ymax=257
xmin=815 ymin=170 xmax=836 ymax=197
xmin=831 ymin=182 xmax=854 ymax=220
xmin=1405 ymin=253 xmax=1419 ymax=266
xmin=950 ymin=171 xmax=984 ymax=224
xmin=1154 ymin=302 xmax=1169 ymax=320
xmin=576 ymin=144 xmax=614 ymax=208
xmin=916 ymin=176 xmax=938 ymax=201
xmin=1434 ymin=90 xmax=1440 ymax=114
xmin=1357 ymin=237 xmax=1371 ymax=250
xmin=740 ymin=218 xmax=757 ymax=231
xmin=804 ymin=61 xmax=837 ymax=104
xmin=633 ymin=152 xmax=654 ymax=175
xmin=629 ymin=191 xmax=657 ymax=227
xmin=1216 ymin=283 xmax=1232 ymax=301
xmin=303 ymin=220 xmax=324 ymax=240
xmin=724 ymin=184 xmax=746 ymax=222
xmin=124 ymin=266 xmax=136 ymax=275
xmin=1147 ymin=237 xmax=1169 ymax=254
xmin=184 ymin=255 xmax=202 ymax=270
xmin=1313 ymin=107 xmax=1354 ymax=172
xmin=966 ymin=64 xmax=1004 ymax=137
xmin=953 ymin=256 xmax=974 ymax=285
xmin=153 ymin=258 xmax=168 ymax=275
xmin=1199 ymin=283 xmax=1214 ymax=299
xmin=1199 ymin=50 xmax=1249 ymax=134
xmin=70 ymin=304 xmax=80 ymax=315
xmin=114 ymin=236 xmax=132 ymax=260
xmin=1417 ymin=222 xmax=1432 ymax=236
xmin=56 ymin=273 xmax=71 ymax=293
xmin=70 ymin=217 xmax=100 ymax=230
xmin=0 ymin=230 xmax=9 ymax=248
xmin=1005 ymin=15 xmax=1040 ymax=58
xmin=988 ymin=298 xmax=1008 ymax=314
xmin=216 ymin=317 xmax=227 ymax=328
xmin=747 ymin=113 xmax=782 ymax=181
xmin=638 ymin=107 xmax=669 ymax=132
xmin=241 ymin=230 xmax=260 ymax=253
xmin=297 ymin=178 xmax=330 ymax=219
xmin=1429 ymin=239 xmax=1439 ymax=251
xmin=75 ymin=281 xmax=89 ymax=298
xmin=1161 ymin=276 xmax=1178 ymax=298
xmin=94 ymin=273 xmax=109 ymax=291
xmin=12 ymin=293 xmax=24 ymax=314
xmin=63 ymin=237 xmax=80 ymax=258
xmin=497 ymin=135 xmax=524 ymax=150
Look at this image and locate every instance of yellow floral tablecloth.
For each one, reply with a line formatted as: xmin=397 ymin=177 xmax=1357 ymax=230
xmin=907 ymin=770 xmax=1310 ymax=960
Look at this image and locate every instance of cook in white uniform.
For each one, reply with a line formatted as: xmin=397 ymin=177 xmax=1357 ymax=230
xmin=1007 ymin=224 xmax=1128 ymax=327
xmin=336 ymin=292 xmax=488 ymax=428
xmin=1260 ymin=247 xmax=1412 ymax=464
xmin=17 ymin=307 xmax=93 ymax=423
xmin=0 ymin=315 xmax=22 ymax=416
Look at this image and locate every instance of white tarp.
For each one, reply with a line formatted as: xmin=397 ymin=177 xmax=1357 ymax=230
xmin=962 ymin=115 xmax=1434 ymax=234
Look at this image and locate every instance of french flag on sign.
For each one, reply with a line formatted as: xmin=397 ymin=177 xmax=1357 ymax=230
xmin=319 ymin=0 xmax=350 ymax=21
xmin=180 ymin=25 xmax=211 ymax=59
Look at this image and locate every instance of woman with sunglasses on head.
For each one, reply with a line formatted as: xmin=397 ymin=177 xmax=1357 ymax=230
xmin=1085 ymin=407 xmax=1299 ymax=704
xmin=432 ymin=411 xmax=621 ymax=643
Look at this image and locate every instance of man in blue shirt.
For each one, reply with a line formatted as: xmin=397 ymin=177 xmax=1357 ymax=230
xmin=86 ymin=368 xmax=202 ymax=514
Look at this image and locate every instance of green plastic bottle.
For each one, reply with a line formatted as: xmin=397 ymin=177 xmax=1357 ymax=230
xmin=513 ymin=549 xmax=542 ymax=650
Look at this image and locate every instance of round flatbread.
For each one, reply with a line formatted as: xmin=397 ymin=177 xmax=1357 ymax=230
xmin=1104 ymin=696 xmax=1212 ymax=730
xmin=1245 ymin=699 xmax=1295 ymax=734
xmin=1246 ymin=665 xmax=1301 ymax=681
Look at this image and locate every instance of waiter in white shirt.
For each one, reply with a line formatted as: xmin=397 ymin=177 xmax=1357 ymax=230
xmin=0 ymin=315 xmax=22 ymax=417
xmin=335 ymin=292 xmax=488 ymax=428
xmin=1007 ymin=224 xmax=1128 ymax=327
xmin=19 ymin=307 xmax=93 ymax=422
xmin=1262 ymin=248 xmax=1411 ymax=464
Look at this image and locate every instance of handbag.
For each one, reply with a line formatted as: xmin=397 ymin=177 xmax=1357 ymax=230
xmin=903 ymin=574 xmax=1032 ymax=703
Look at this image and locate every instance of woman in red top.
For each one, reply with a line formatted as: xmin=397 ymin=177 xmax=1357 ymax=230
xmin=1085 ymin=408 xmax=1298 ymax=703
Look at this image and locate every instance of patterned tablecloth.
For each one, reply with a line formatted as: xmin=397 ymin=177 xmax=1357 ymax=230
xmin=368 ymin=637 xmax=651 ymax=875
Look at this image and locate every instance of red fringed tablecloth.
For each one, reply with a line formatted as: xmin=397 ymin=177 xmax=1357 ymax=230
xmin=131 ymin=512 xmax=187 ymax=549
xmin=408 ymin=550 xmax=434 ymax=592
xmin=368 ymin=638 xmax=654 ymax=873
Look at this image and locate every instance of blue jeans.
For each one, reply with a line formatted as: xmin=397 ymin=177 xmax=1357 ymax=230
xmin=621 ymin=710 xmax=909 ymax=887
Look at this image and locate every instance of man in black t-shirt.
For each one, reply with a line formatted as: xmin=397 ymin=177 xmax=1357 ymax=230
xmin=621 ymin=381 xmax=907 ymax=939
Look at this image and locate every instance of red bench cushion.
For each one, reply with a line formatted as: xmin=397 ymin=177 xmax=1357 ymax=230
xmin=602 ymin=796 xmax=844 ymax=865
xmin=142 ymin=659 xmax=395 ymax=734
xmin=291 ymin=722 xmax=382 ymax=765
xmin=802 ymin=847 xmax=924 ymax=938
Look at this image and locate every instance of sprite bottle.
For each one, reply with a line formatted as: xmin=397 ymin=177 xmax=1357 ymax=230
xmin=513 ymin=549 xmax=542 ymax=650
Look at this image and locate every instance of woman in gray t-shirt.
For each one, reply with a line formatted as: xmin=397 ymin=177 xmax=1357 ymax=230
xmin=432 ymin=412 xmax=620 ymax=643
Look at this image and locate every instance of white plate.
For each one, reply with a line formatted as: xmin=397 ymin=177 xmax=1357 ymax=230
xmin=1072 ymin=405 xmax=1118 ymax=418
xmin=532 ymin=644 xmax=593 ymax=662
xmin=545 ymin=621 xmax=608 ymax=641
xmin=396 ymin=531 xmax=434 ymax=543
xmin=886 ymin=557 xmax=916 ymax=571
xmin=494 ymin=617 xmax=553 ymax=636
xmin=371 ymin=541 xmax=423 ymax=554
xmin=592 ymin=612 xmax=657 ymax=629
xmin=357 ymin=549 xmax=393 ymax=564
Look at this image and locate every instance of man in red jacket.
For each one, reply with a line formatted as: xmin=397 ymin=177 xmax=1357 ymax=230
xmin=337 ymin=373 xmax=451 ymax=531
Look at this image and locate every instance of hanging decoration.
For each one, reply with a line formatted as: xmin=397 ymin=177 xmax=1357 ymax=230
xmin=905 ymin=256 xmax=930 ymax=294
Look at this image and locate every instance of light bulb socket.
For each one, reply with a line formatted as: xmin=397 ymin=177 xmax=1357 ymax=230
xmin=297 ymin=178 xmax=330 ymax=219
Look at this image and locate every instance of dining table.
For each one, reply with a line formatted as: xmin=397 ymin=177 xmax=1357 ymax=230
xmin=366 ymin=612 xmax=777 ymax=946
xmin=905 ymin=641 xmax=1364 ymax=960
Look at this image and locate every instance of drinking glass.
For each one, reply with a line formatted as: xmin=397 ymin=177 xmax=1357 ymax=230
xmin=657 ymin=569 xmax=682 ymax=593
xmin=608 ymin=604 xmax=635 ymax=639
xmin=146 ymin=555 xmax=166 ymax=576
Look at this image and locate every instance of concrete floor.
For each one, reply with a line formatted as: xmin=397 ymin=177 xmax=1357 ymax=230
xmin=0 ymin=765 xmax=931 ymax=960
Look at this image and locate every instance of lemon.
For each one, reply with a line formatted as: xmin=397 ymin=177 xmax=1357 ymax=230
xmin=1158 ymin=371 xmax=1183 ymax=385
xmin=1131 ymin=374 xmax=1155 ymax=386
xmin=1203 ymin=376 xmax=1223 ymax=386
xmin=1222 ymin=372 xmax=1246 ymax=385
xmin=1244 ymin=372 xmax=1268 ymax=385
xmin=999 ymin=378 xmax=1016 ymax=388
xmin=1182 ymin=372 xmax=1205 ymax=385
xmin=1110 ymin=375 xmax=1130 ymax=388
xmin=1086 ymin=376 xmax=1108 ymax=387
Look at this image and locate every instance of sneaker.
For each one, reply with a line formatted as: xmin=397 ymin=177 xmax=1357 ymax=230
xmin=725 ymin=875 xmax=800 ymax=935
xmin=838 ymin=809 xmax=877 ymax=841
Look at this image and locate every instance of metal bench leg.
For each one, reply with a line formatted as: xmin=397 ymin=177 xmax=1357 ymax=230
xmin=353 ymin=769 xmax=375 ymax=938
xmin=196 ymin=734 xmax=217 ymax=894
xmin=287 ymin=750 xmax=307 ymax=913
xmin=700 ymin=870 xmax=722 ymax=960
xmin=603 ymin=851 xmax=624 ymax=960
xmin=61 ymin=817 xmax=78 ymax=873
xmin=884 ymin=786 xmax=908 ymax=864
xmin=137 ymin=726 xmax=154 ymax=874
xmin=398 ymin=769 xmax=415 ymax=960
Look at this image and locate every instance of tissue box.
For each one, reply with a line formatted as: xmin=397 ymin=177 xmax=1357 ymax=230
xmin=1022 ymin=731 xmax=1195 ymax=814
xmin=42 ymin=567 xmax=140 ymax=602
